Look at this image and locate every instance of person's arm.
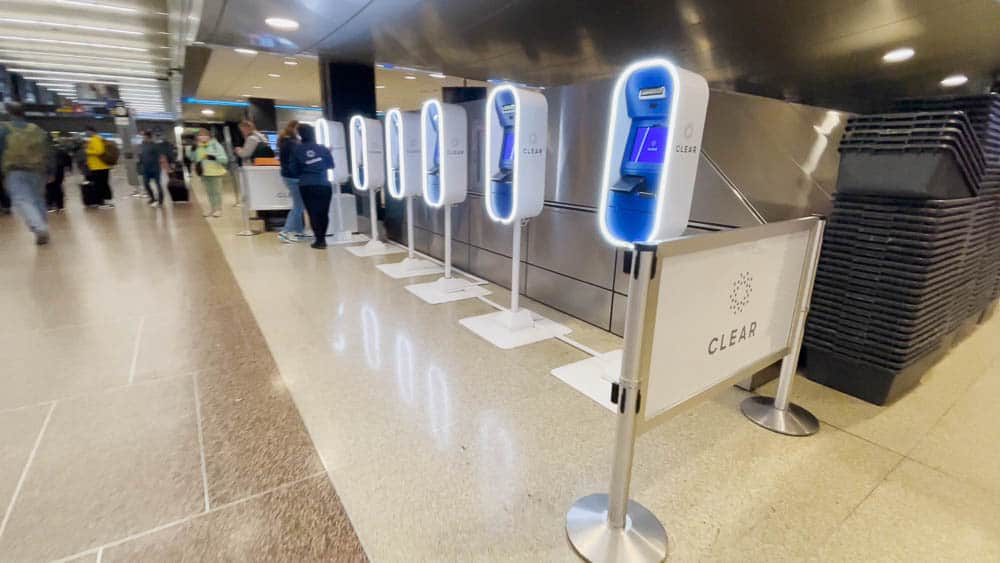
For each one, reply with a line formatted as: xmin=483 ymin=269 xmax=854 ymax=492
xmin=209 ymin=141 xmax=229 ymax=167
xmin=238 ymin=134 xmax=260 ymax=158
xmin=324 ymin=148 xmax=335 ymax=171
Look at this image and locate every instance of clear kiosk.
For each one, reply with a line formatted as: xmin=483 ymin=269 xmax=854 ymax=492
xmin=405 ymin=100 xmax=490 ymax=304
xmin=346 ymin=115 xmax=404 ymax=257
xmin=376 ymin=108 xmax=444 ymax=278
xmin=459 ymin=85 xmax=571 ymax=348
xmin=315 ymin=119 xmax=367 ymax=245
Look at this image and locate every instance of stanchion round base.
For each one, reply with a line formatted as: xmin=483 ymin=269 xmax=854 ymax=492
xmin=566 ymin=494 xmax=667 ymax=563
xmin=740 ymin=396 xmax=819 ymax=436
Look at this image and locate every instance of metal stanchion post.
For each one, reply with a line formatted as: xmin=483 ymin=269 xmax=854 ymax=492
xmin=566 ymin=245 xmax=668 ymax=563
xmin=406 ymin=197 xmax=416 ymax=259
xmin=510 ymin=221 xmax=523 ymax=314
xmin=740 ymin=219 xmax=825 ymax=436
xmin=444 ymin=204 xmax=453 ymax=279
xmin=369 ymin=188 xmax=379 ymax=242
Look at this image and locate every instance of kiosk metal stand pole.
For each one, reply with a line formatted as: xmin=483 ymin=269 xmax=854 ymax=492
xmin=406 ymin=197 xmax=416 ymax=258
xmin=510 ymin=220 xmax=523 ymax=314
xmin=567 ymin=245 xmax=668 ymax=563
xmin=368 ymin=188 xmax=380 ymax=242
xmin=444 ymin=205 xmax=453 ymax=279
xmin=741 ymin=220 xmax=825 ymax=437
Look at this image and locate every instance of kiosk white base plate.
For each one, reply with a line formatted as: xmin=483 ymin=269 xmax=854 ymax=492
xmin=405 ymin=277 xmax=490 ymax=304
xmin=376 ymin=257 xmax=444 ymax=279
xmin=550 ymin=350 xmax=622 ymax=412
xmin=326 ymin=232 xmax=369 ymax=246
xmin=346 ymin=240 xmax=406 ymax=257
xmin=460 ymin=309 xmax=572 ymax=350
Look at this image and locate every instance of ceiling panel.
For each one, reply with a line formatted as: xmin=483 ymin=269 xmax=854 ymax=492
xmin=196 ymin=0 xmax=1000 ymax=112
xmin=0 ymin=0 xmax=172 ymax=114
xmin=192 ymin=47 xmax=321 ymax=106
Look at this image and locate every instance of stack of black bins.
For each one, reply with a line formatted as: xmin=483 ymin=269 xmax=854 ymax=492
xmin=804 ymin=100 xmax=1000 ymax=405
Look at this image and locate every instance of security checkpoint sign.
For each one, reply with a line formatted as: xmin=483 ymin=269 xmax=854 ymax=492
xmin=637 ymin=219 xmax=817 ymax=427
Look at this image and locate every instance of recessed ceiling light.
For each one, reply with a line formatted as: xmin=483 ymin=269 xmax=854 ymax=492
xmin=201 ymin=109 xmax=215 ymax=116
xmin=882 ymin=47 xmax=915 ymax=63
xmin=267 ymin=73 xmax=280 ymax=78
xmin=191 ymin=41 xmax=205 ymax=45
xmin=404 ymin=75 xmax=416 ymax=80
xmin=310 ymin=104 xmax=319 ymax=108
xmin=375 ymin=85 xmax=385 ymax=89
xmin=234 ymin=48 xmax=258 ymax=55
xmin=940 ymin=74 xmax=969 ymax=88
xmin=264 ymin=17 xmax=299 ymax=31
xmin=252 ymin=85 xmax=262 ymax=89
xmin=241 ymin=94 xmax=252 ymax=97
xmin=429 ymin=73 xmax=446 ymax=79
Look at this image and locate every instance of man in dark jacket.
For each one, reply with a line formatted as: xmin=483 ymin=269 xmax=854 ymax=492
xmin=138 ymin=130 xmax=166 ymax=207
xmin=287 ymin=123 xmax=334 ymax=249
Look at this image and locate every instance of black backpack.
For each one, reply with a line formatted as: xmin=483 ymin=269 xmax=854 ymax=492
xmin=250 ymin=133 xmax=275 ymax=159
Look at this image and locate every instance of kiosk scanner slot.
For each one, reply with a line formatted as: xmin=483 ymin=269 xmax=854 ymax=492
xmin=608 ymin=67 xmax=672 ymax=244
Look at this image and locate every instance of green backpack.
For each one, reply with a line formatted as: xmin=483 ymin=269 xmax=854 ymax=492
xmin=2 ymin=123 xmax=48 ymax=175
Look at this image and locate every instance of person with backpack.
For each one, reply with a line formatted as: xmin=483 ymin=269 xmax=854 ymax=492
xmin=84 ymin=125 xmax=118 ymax=209
xmin=138 ymin=130 xmax=167 ymax=208
xmin=186 ymin=128 xmax=229 ymax=217
xmin=276 ymin=120 xmax=306 ymax=244
xmin=287 ymin=123 xmax=334 ymax=250
xmin=235 ymin=120 xmax=275 ymax=163
xmin=0 ymin=102 xmax=53 ymax=245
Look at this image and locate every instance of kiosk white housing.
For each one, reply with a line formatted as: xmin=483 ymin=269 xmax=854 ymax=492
xmin=405 ymin=100 xmax=489 ymax=304
xmin=347 ymin=115 xmax=403 ymax=257
xmin=460 ymin=85 xmax=570 ymax=348
xmin=598 ymin=58 xmax=709 ymax=248
xmin=315 ymin=118 xmax=366 ymax=245
xmin=555 ymin=58 xmax=710 ymax=388
xmin=376 ymin=108 xmax=443 ymax=278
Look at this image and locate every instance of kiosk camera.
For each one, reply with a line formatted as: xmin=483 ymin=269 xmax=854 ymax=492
xmin=460 ymin=85 xmax=568 ymax=349
xmin=599 ymin=58 xmax=709 ymax=248
xmin=375 ymin=108 xmax=443 ymax=278
xmin=405 ymin=100 xmax=489 ymax=304
xmin=315 ymin=119 xmax=364 ymax=245
xmin=347 ymin=115 xmax=403 ymax=257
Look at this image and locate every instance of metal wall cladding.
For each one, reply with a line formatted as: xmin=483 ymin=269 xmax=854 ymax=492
xmin=527 ymin=205 xmax=615 ymax=290
xmin=386 ymin=88 xmax=842 ymax=333
xmin=525 ymin=264 xmax=614 ymax=329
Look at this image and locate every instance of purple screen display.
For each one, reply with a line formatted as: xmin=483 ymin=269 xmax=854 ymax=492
xmin=501 ymin=130 xmax=515 ymax=161
xmin=628 ymin=126 xmax=667 ymax=164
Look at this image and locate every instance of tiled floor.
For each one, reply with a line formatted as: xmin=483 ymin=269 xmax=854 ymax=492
xmin=0 ymin=176 xmax=365 ymax=562
xmin=3 ymin=172 xmax=1000 ymax=562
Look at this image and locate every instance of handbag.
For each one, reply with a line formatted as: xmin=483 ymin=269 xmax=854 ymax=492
xmin=194 ymin=161 xmax=204 ymax=176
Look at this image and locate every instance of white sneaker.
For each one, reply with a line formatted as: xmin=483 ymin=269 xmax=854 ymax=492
xmin=150 ymin=201 xmax=161 ymax=208
xmin=99 ymin=202 xmax=115 ymax=209
xmin=211 ymin=210 xmax=222 ymax=218
xmin=277 ymin=232 xmax=298 ymax=244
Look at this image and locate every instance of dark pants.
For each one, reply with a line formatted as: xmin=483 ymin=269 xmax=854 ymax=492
xmin=46 ymin=169 xmax=65 ymax=209
xmin=0 ymin=177 xmax=10 ymax=210
xmin=90 ymin=169 xmax=112 ymax=201
xmin=300 ymin=184 xmax=332 ymax=240
xmin=143 ymin=169 xmax=163 ymax=203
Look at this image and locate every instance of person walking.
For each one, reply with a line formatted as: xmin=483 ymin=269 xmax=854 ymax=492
xmin=288 ymin=123 xmax=334 ymax=250
xmin=138 ymin=130 xmax=166 ymax=208
xmin=186 ymin=128 xmax=229 ymax=217
xmin=0 ymin=102 xmax=52 ymax=245
xmin=276 ymin=120 xmax=306 ymax=243
xmin=46 ymin=133 xmax=71 ymax=213
xmin=84 ymin=126 xmax=115 ymax=208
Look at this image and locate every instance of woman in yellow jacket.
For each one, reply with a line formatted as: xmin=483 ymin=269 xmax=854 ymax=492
xmin=84 ymin=126 xmax=114 ymax=208
xmin=186 ymin=129 xmax=229 ymax=217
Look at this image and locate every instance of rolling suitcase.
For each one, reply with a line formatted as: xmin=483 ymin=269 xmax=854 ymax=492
xmin=167 ymin=178 xmax=190 ymax=202
xmin=81 ymin=180 xmax=103 ymax=206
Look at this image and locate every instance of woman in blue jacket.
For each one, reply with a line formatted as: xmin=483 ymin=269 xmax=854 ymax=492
xmin=288 ymin=123 xmax=335 ymax=249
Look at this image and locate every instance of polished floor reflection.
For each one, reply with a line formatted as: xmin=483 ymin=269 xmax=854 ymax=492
xmin=3 ymin=172 xmax=1000 ymax=562
xmin=198 ymin=178 xmax=1000 ymax=562
xmin=0 ymin=176 xmax=365 ymax=562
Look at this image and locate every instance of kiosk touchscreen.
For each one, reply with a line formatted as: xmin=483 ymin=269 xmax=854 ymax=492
xmin=459 ymin=85 xmax=569 ymax=349
xmin=375 ymin=108 xmax=443 ymax=278
xmin=346 ymin=115 xmax=403 ymax=257
xmin=405 ymin=100 xmax=490 ymax=304
xmin=315 ymin=119 xmax=366 ymax=245
xmin=599 ymin=58 xmax=709 ymax=248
